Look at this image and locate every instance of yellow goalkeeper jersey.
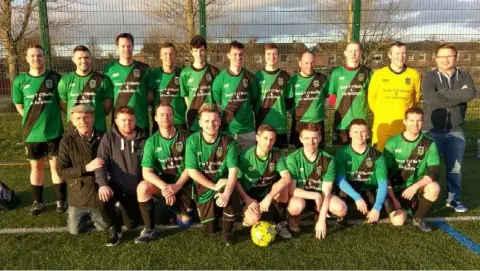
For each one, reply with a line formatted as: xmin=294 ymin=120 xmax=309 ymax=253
xmin=368 ymin=65 xmax=421 ymax=151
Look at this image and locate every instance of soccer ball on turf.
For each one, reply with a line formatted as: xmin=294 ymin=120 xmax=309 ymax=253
xmin=176 ymin=213 xmax=192 ymax=229
xmin=251 ymin=221 xmax=276 ymax=247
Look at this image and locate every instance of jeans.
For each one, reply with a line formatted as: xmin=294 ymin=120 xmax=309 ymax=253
xmin=67 ymin=206 xmax=108 ymax=235
xmin=427 ymin=130 xmax=465 ymax=202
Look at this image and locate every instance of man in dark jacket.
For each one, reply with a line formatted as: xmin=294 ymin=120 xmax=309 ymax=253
xmin=422 ymin=44 xmax=476 ymax=212
xmin=57 ymin=104 xmax=108 ymax=235
xmin=96 ymin=106 xmax=148 ymax=246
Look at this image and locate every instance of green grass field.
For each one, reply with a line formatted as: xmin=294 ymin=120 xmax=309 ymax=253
xmin=0 ymin=157 xmax=479 ymax=269
xmin=1 ymin=100 xmax=480 ymax=269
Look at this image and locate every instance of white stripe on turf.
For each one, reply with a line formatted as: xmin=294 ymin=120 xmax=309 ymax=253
xmin=0 ymin=216 xmax=479 ymax=234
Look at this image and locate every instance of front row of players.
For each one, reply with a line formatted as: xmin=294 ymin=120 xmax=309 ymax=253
xmin=58 ymin=103 xmax=440 ymax=246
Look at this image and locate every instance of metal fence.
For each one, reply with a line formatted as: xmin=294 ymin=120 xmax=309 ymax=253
xmin=1 ymin=0 xmax=480 ymax=151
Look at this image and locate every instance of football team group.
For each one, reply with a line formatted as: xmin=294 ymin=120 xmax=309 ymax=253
xmin=11 ymin=33 xmax=476 ymax=246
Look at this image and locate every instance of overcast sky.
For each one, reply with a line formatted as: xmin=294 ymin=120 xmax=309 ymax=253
xmin=39 ymin=0 xmax=480 ymax=55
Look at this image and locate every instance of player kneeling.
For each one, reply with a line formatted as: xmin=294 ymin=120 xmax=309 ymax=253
xmin=236 ymin=124 xmax=292 ymax=239
xmin=135 ymin=103 xmax=192 ymax=243
xmin=335 ymin=119 xmax=388 ymax=224
xmin=286 ymin=123 xmax=347 ymax=239
xmin=185 ymin=104 xmax=241 ymax=246
xmin=383 ymin=107 xmax=441 ymax=232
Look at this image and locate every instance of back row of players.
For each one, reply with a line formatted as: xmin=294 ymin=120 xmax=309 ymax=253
xmin=11 ymin=33 xmax=449 ymax=245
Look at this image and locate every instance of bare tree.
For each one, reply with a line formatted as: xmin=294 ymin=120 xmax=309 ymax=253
xmin=87 ymin=36 xmax=102 ymax=59
xmin=0 ymin=0 xmax=87 ymax=82
xmin=311 ymin=0 xmax=412 ymax=64
xmin=142 ymin=0 xmax=232 ymax=42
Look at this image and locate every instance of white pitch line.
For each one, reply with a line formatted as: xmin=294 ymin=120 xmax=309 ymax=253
xmin=0 ymin=216 xmax=479 ymax=235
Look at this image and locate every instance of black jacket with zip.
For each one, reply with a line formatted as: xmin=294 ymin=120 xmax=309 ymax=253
xmin=421 ymin=68 xmax=476 ymax=132
xmin=57 ymin=129 xmax=104 ymax=208
xmin=95 ymin=125 xmax=148 ymax=195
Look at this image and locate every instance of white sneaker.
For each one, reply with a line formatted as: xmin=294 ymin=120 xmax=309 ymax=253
xmin=275 ymin=221 xmax=292 ymax=239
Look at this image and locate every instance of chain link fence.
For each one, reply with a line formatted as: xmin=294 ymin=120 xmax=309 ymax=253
xmin=1 ymin=0 xmax=479 ymax=153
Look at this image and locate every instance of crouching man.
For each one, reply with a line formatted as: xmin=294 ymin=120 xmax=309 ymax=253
xmin=236 ymin=124 xmax=292 ymax=239
xmin=57 ymin=104 xmax=108 ymax=234
xmin=286 ymin=123 xmax=347 ymax=239
xmin=383 ymin=107 xmax=441 ymax=232
xmin=135 ymin=103 xmax=192 ymax=244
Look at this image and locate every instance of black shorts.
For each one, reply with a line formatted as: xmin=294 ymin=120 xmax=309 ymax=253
xmin=25 ymin=137 xmax=62 ymax=160
xmin=340 ymin=190 xmax=376 ymax=206
xmin=383 ymin=187 xmax=424 ymax=214
xmin=274 ymin=133 xmax=288 ymax=149
xmin=241 ymin=192 xmax=285 ymax=224
xmin=304 ymin=198 xmax=320 ymax=214
xmin=240 ymin=191 xmax=267 ymax=208
xmin=290 ymin=120 xmax=325 ymax=149
xmin=155 ymin=187 xmax=192 ymax=215
xmin=196 ymin=191 xmax=240 ymax=224
xmin=340 ymin=189 xmax=386 ymax=217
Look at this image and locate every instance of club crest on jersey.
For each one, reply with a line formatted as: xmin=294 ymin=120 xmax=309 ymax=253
xmin=418 ymin=146 xmax=424 ymax=155
xmin=358 ymin=73 xmax=365 ymax=82
xmin=316 ymin=166 xmax=322 ymax=175
xmin=269 ymin=162 xmax=276 ymax=172
xmin=242 ymin=78 xmax=249 ymax=88
xmin=89 ymin=80 xmax=97 ymax=88
xmin=216 ymin=147 xmax=223 ymax=158
xmin=45 ymin=79 xmax=53 ymax=89
xmin=405 ymin=77 xmax=411 ymax=85
xmin=278 ymin=78 xmax=284 ymax=86
xmin=175 ymin=142 xmax=184 ymax=153
xmin=133 ymin=69 xmax=140 ymax=78
xmin=206 ymin=74 xmax=212 ymax=82
xmin=174 ymin=77 xmax=180 ymax=85
xmin=313 ymin=80 xmax=320 ymax=87
xmin=366 ymin=158 xmax=373 ymax=168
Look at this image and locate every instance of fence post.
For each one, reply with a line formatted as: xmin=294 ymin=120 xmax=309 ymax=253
xmin=351 ymin=0 xmax=361 ymax=42
xmin=38 ymin=0 xmax=52 ymax=69
xmin=199 ymin=0 xmax=207 ymax=38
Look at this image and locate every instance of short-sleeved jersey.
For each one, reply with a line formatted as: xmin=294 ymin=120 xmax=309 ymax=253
xmin=328 ymin=65 xmax=372 ymax=131
xmin=286 ymin=148 xmax=335 ymax=192
xmin=254 ymin=69 xmax=292 ymax=135
xmin=149 ymin=67 xmax=186 ymax=125
xmin=58 ymin=71 xmax=113 ymax=133
xmin=212 ymin=68 xmax=259 ymax=135
xmin=238 ymin=145 xmax=288 ymax=199
xmin=383 ymin=133 xmax=440 ymax=192
xmin=104 ymin=61 xmax=151 ymax=129
xmin=180 ymin=64 xmax=220 ymax=132
xmin=12 ymin=70 xmax=64 ymax=142
xmin=185 ymin=132 xmax=239 ymax=203
xmin=141 ymin=129 xmax=189 ymax=184
xmin=288 ymin=72 xmax=329 ymax=123
xmin=335 ymin=145 xmax=387 ymax=192
xmin=367 ymin=66 xmax=421 ymax=149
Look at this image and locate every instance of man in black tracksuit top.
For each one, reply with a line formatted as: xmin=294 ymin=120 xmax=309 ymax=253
xmin=96 ymin=106 xmax=148 ymax=246
xmin=57 ymin=104 xmax=107 ymax=235
xmin=421 ymin=44 xmax=476 ymax=213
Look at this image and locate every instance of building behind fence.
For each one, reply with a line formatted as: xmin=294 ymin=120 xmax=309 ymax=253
xmin=1 ymin=0 xmax=479 ymax=151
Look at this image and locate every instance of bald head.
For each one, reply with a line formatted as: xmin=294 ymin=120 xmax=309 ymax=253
xmin=299 ymin=51 xmax=315 ymax=77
